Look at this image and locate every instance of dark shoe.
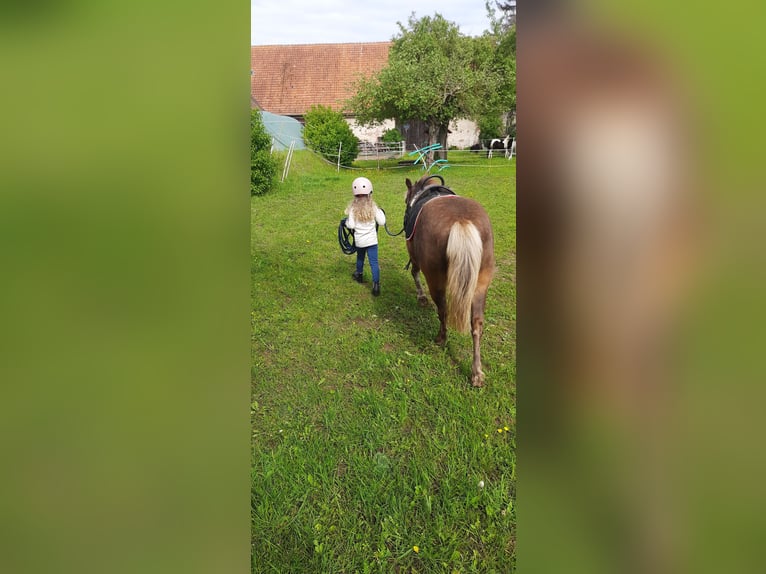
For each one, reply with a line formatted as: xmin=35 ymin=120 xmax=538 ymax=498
xmin=372 ymin=282 xmax=380 ymax=296
xmin=352 ymin=272 xmax=363 ymax=283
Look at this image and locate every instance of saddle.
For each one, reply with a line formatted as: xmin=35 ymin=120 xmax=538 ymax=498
xmin=403 ymin=183 xmax=457 ymax=240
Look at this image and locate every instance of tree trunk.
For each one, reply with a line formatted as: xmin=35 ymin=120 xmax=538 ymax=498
xmin=396 ymin=119 xmax=448 ymax=163
xmin=397 ymin=119 xmax=429 ymax=154
xmin=435 ymin=123 xmax=449 ymax=161
xmin=426 ymin=120 xmax=439 ymax=164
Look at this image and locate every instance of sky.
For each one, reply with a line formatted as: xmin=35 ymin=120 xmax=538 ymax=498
xmin=251 ymin=0 xmax=495 ymax=45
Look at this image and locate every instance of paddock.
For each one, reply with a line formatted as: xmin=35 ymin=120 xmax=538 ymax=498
xmin=251 ymin=150 xmax=516 ymax=572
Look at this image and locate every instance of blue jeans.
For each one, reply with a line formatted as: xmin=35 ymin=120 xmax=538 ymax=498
xmin=356 ymin=244 xmax=380 ymax=283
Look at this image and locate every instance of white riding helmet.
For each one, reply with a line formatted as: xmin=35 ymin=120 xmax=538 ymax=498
xmin=352 ymin=177 xmax=373 ymax=195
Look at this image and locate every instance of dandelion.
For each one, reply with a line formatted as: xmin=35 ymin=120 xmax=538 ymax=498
xmin=484 ymin=433 xmax=489 ymax=439
xmin=497 ymin=428 xmax=503 ymax=433
xmin=503 ymin=426 xmax=510 ymax=432
xmin=413 ymin=545 xmax=420 ymax=553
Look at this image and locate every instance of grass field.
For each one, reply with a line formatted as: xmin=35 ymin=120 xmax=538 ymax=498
xmin=251 ymin=150 xmax=516 ymax=573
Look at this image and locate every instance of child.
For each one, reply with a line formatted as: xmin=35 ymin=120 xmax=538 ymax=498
xmin=345 ymin=177 xmax=386 ymax=296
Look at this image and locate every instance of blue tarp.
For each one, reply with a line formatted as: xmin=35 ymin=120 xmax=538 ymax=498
xmin=260 ymin=111 xmax=306 ymax=151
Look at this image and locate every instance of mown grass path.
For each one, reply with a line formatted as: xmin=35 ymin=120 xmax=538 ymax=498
xmin=252 ymin=151 xmax=516 ymax=573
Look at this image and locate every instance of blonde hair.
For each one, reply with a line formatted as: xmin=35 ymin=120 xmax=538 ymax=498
xmin=345 ymin=195 xmax=378 ymax=223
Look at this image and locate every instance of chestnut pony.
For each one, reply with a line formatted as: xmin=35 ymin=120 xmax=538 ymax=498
xmin=404 ymin=174 xmax=495 ymax=386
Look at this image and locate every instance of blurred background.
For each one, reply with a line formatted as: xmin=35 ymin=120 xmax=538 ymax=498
xmin=0 ymin=2 xmax=250 ymax=573
xmin=518 ymin=1 xmax=766 ymax=573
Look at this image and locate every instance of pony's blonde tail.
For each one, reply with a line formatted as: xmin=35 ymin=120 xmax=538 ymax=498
xmin=446 ymin=222 xmax=482 ymax=332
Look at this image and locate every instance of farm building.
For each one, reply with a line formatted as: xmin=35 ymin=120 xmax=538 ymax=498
xmin=250 ymin=42 xmax=480 ymax=149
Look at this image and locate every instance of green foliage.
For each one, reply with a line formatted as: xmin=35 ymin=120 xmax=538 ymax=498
xmin=478 ymin=114 xmax=503 ymax=141
xmin=349 ymin=12 xmax=515 ymax=161
xmin=302 ymin=105 xmax=359 ymax=166
xmin=380 ymin=127 xmax=403 ymax=144
xmin=251 ymin=110 xmax=278 ymax=196
xmin=349 ymin=14 xmax=481 ymax=149
xmin=486 ymin=0 xmax=517 ymax=38
xmin=471 ymin=7 xmax=516 ymax=126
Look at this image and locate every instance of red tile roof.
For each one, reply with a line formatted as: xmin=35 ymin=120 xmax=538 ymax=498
xmin=251 ymin=42 xmax=391 ymax=116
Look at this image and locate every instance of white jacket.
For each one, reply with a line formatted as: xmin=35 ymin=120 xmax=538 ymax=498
xmin=346 ymin=207 xmax=386 ymax=248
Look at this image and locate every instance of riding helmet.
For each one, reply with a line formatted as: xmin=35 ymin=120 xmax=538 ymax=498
xmin=352 ymin=177 xmax=373 ymax=196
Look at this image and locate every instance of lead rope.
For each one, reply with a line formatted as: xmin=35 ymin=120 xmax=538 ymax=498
xmin=375 ymin=209 xmax=408 ymax=267
xmin=383 ymin=222 xmax=405 ymax=237
xmin=379 ymin=207 xmax=405 ymax=237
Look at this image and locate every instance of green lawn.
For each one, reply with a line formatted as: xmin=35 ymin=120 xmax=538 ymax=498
xmin=251 ymin=150 xmax=516 ymax=573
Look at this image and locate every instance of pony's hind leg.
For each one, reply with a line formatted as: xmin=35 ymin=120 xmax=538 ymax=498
xmin=432 ymin=288 xmax=448 ymax=345
xmin=470 ymin=289 xmax=488 ymax=387
xmin=410 ymin=264 xmax=429 ymax=307
xmin=421 ymin=272 xmax=448 ymax=345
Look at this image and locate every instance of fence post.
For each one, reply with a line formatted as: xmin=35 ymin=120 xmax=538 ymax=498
xmin=281 ymin=140 xmax=295 ymax=182
xmin=337 ymin=141 xmax=342 ymax=173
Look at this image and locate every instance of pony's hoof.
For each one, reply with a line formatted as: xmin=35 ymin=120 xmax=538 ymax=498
xmin=471 ymin=372 xmax=485 ymax=387
xmin=417 ymin=295 xmax=429 ymax=307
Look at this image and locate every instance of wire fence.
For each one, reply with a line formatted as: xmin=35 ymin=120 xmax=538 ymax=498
xmin=274 ymin=140 xmax=516 ymax=179
xmin=357 ymin=141 xmax=406 ymax=159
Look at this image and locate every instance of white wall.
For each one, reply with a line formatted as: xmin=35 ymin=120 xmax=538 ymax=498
xmin=447 ymin=118 xmax=480 ymax=149
xmin=346 ymin=118 xmax=395 ymax=143
xmin=348 ymin=117 xmax=480 ymax=149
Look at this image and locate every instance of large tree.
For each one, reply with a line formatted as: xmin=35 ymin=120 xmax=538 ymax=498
xmin=472 ymin=2 xmax=516 ymax=139
xmin=349 ymin=13 xmax=486 ymax=160
xmin=492 ymin=0 xmax=516 ymax=28
xmin=349 ymin=12 xmax=516 ymax=157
